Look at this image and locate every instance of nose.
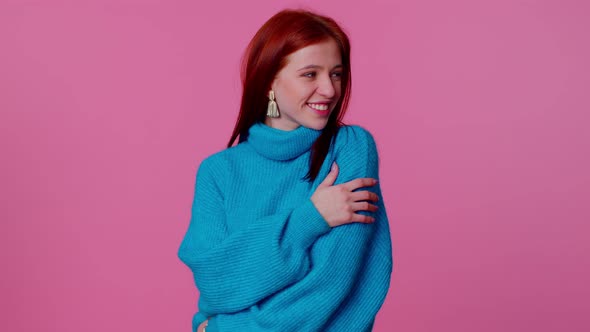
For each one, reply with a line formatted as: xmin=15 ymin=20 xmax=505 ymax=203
xmin=316 ymin=74 xmax=336 ymax=99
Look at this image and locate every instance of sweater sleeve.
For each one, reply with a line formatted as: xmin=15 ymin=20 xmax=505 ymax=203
xmin=321 ymin=180 xmax=393 ymax=331
xmin=178 ymin=155 xmax=332 ymax=318
xmin=203 ymin=126 xmax=393 ymax=332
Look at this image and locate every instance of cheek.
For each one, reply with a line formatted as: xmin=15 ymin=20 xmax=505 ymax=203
xmin=335 ymin=81 xmax=343 ymax=96
xmin=288 ymin=82 xmax=314 ymax=104
xmin=280 ymin=81 xmax=303 ymax=102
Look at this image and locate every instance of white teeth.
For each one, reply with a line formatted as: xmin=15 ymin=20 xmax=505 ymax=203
xmin=308 ymin=103 xmax=329 ymax=111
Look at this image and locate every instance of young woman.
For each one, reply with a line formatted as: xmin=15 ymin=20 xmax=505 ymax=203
xmin=178 ymin=9 xmax=393 ymax=332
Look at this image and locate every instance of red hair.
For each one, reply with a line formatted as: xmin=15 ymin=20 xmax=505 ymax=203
xmin=227 ymin=9 xmax=352 ymax=181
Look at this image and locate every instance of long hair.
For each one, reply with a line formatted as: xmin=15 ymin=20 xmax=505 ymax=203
xmin=227 ymin=9 xmax=352 ymax=181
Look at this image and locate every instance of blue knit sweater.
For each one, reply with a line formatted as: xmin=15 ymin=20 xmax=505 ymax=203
xmin=178 ymin=122 xmax=392 ymax=331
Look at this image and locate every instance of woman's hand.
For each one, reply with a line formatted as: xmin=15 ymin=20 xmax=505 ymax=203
xmin=197 ymin=319 xmax=208 ymax=332
xmin=311 ymin=162 xmax=379 ymax=227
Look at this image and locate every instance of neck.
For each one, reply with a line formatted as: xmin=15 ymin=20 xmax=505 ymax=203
xmin=246 ymin=121 xmax=321 ymax=161
xmin=263 ymin=117 xmax=300 ymax=131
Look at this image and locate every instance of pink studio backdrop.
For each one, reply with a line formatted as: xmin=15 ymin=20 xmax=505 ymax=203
xmin=1 ymin=0 xmax=588 ymax=331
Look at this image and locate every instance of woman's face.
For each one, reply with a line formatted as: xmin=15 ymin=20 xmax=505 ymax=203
xmin=266 ymin=39 xmax=343 ymax=131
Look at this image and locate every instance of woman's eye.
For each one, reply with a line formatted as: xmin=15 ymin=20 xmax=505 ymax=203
xmin=331 ymin=72 xmax=343 ymax=79
xmin=302 ymin=71 xmax=342 ymax=79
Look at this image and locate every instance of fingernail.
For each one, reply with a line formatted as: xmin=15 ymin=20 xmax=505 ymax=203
xmin=331 ymin=162 xmax=336 ymax=171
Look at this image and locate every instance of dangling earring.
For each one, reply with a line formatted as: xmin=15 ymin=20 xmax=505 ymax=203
xmin=267 ymin=90 xmax=280 ymax=118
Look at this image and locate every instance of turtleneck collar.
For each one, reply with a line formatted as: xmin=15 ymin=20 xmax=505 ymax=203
xmin=246 ymin=122 xmax=322 ymax=161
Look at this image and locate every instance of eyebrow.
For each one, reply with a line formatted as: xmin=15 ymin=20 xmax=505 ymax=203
xmin=297 ymin=64 xmax=343 ymax=71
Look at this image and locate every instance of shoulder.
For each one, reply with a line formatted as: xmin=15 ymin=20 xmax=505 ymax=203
xmin=331 ymin=124 xmax=380 ymax=178
xmin=333 ymin=124 xmax=378 ymax=155
xmin=198 ymin=143 xmax=249 ymax=171
xmin=195 ymin=144 xmax=246 ymax=189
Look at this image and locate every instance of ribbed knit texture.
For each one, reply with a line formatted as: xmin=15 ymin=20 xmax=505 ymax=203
xmin=178 ymin=122 xmax=393 ymax=332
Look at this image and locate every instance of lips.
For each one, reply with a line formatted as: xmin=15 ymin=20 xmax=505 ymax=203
xmin=307 ymin=103 xmax=330 ymax=116
xmin=307 ymin=103 xmax=329 ymax=111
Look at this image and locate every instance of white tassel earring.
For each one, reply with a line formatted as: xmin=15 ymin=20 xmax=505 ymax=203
xmin=267 ymin=90 xmax=280 ymax=118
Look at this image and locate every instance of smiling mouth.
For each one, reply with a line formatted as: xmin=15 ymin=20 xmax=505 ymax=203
xmin=307 ymin=103 xmax=331 ymax=116
xmin=307 ymin=103 xmax=329 ymax=111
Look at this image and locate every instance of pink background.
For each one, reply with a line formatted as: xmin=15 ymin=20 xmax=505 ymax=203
xmin=1 ymin=0 xmax=588 ymax=331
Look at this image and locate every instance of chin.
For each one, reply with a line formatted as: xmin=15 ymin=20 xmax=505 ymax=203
xmin=302 ymin=119 xmax=329 ymax=131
